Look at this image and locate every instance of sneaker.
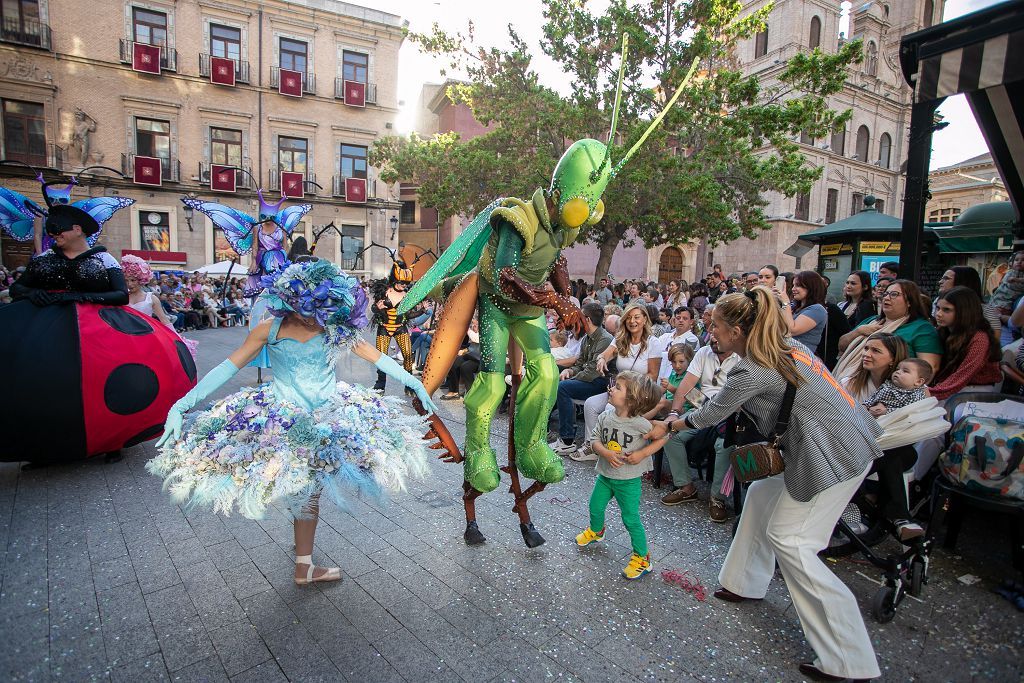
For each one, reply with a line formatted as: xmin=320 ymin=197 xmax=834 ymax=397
xmin=895 ymin=519 xmax=925 ymax=542
xmin=575 ymin=527 xmax=605 ymax=547
xmin=661 ymin=486 xmax=698 ymax=506
xmin=622 ymin=553 xmax=652 ymax=580
xmin=548 ymin=439 xmax=577 ymax=456
xmin=709 ymin=498 xmax=729 ymax=523
xmin=570 ymin=443 xmax=597 ymax=462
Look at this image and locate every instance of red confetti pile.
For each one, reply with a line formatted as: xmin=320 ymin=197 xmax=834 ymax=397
xmin=661 ymin=568 xmax=707 ymax=602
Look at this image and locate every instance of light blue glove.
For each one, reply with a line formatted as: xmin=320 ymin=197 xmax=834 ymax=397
xmin=374 ymin=353 xmax=438 ymax=414
xmin=155 ymin=359 xmax=240 ymax=447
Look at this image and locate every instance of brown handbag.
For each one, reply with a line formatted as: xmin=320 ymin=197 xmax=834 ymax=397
xmin=728 ymin=382 xmax=796 ymax=483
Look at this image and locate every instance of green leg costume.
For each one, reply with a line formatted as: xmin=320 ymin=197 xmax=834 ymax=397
xmin=462 ymin=294 xmax=565 ymax=493
xmin=588 ymin=475 xmax=648 ymax=556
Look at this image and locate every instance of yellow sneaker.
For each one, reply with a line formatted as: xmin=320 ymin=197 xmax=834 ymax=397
xmin=575 ymin=527 xmax=605 ymax=547
xmin=622 ymin=553 xmax=652 ymax=580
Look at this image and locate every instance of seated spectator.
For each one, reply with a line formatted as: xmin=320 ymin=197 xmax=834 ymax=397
xmin=604 ymin=314 xmax=619 ymax=335
xmin=659 ymin=306 xmax=701 ymax=351
xmin=548 ymin=303 xmax=613 ymax=455
xmin=651 ymin=344 xmax=696 ymax=418
xmin=647 ymin=303 xmax=670 ymax=336
xmin=839 ymin=271 xmax=876 ymax=327
xmin=992 ymin=250 xmax=1024 ymax=344
xmin=439 ymin=318 xmax=481 ymax=400
xmin=879 ymin=261 xmax=899 ymax=280
xmin=550 ymin=329 xmax=577 ymax=368
xmin=603 ymin=303 xmax=623 ymax=318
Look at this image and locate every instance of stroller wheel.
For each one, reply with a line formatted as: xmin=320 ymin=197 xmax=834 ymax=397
xmin=872 ymin=586 xmax=897 ymax=623
xmin=909 ymin=558 xmax=925 ymax=597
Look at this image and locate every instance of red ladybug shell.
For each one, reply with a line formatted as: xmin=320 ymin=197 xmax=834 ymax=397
xmin=78 ymin=304 xmax=197 ymax=454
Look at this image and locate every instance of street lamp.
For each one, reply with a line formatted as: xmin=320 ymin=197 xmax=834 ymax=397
xmin=183 ymin=192 xmax=197 ymax=231
xmin=389 ymin=215 xmax=399 ymax=241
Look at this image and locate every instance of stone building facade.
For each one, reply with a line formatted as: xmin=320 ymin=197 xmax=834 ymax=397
xmin=696 ymin=0 xmax=944 ymax=277
xmin=0 ymin=0 xmax=405 ymax=275
xmin=926 ymin=152 xmax=1008 ymax=224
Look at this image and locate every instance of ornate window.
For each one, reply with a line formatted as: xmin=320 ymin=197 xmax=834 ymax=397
xmin=754 ymin=26 xmax=768 ymax=59
xmin=878 ymin=133 xmax=892 ymax=169
xmin=855 ymin=125 xmax=870 ymax=162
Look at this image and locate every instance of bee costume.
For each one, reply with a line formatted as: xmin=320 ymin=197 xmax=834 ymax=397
xmin=372 ymin=259 xmax=416 ymax=392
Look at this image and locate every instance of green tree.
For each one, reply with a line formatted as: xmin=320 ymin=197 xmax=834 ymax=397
xmin=371 ymin=0 xmax=861 ymax=283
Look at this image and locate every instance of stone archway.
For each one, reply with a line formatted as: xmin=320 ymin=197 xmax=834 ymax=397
xmin=657 ymin=246 xmax=684 ymax=284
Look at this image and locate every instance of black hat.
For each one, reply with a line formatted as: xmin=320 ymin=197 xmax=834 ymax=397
xmin=45 ymin=204 xmax=100 ymax=237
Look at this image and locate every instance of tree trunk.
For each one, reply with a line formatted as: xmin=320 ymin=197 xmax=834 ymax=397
xmin=593 ymin=231 xmax=622 ymax=284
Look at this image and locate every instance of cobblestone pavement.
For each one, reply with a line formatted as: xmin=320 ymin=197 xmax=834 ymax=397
xmin=1 ymin=326 xmax=1022 ymax=682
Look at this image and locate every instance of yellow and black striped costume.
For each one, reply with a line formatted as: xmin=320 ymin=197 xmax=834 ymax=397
xmin=373 ymin=262 xmax=415 ymax=391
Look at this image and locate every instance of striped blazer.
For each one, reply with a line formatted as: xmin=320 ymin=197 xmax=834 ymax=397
xmin=684 ymin=342 xmax=882 ymax=502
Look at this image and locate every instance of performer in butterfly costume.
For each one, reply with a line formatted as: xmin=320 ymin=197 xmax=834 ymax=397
xmin=0 ymin=172 xmax=195 ymax=465
xmin=181 ymin=177 xmax=312 ymax=298
xmin=399 ymin=37 xmax=698 ymax=546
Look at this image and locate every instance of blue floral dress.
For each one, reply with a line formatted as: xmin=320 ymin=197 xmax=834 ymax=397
xmin=147 ymin=317 xmax=429 ymax=519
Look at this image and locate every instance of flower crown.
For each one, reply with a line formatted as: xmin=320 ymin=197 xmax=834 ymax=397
xmin=258 ymin=260 xmax=368 ymax=345
xmin=121 ymin=254 xmax=153 ymax=284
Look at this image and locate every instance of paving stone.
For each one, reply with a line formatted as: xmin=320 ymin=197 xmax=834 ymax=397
xmin=169 ymin=654 xmax=229 ymax=682
xmin=353 ymin=568 xmax=414 ymax=607
xmin=220 ymin=561 xmax=272 ymax=601
xmin=208 ymin=620 xmax=272 ymax=677
xmin=195 ymin=588 xmax=248 ymax=632
xmin=93 ymin=556 xmax=137 ymax=592
xmin=238 ymin=589 xmax=297 ymax=636
xmin=261 ymin=624 xmax=342 ymax=682
xmin=144 ymin=584 xmax=198 ymax=626
xmin=228 ymin=660 xmax=287 ymax=683
xmin=208 ymin=540 xmax=251 ymax=571
xmin=372 ymin=627 xmax=463 ymax=683
xmin=111 ymin=654 xmax=170 ymax=683
xmin=153 ymin=614 xmax=217 ymax=672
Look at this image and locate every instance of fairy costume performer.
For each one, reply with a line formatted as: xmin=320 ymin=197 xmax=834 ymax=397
xmin=148 ymin=259 xmax=436 ymax=584
xmin=180 ymin=172 xmax=312 ymax=298
xmin=399 ymin=36 xmax=697 ymax=546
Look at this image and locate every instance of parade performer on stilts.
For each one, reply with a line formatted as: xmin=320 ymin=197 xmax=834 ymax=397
xmin=0 ymin=195 xmax=196 ymax=466
xmin=397 ymin=36 xmax=698 ymax=546
xmin=148 ymin=258 xmax=435 ymax=584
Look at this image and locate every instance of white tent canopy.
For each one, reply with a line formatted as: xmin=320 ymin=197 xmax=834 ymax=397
xmin=194 ymin=260 xmax=244 ymax=275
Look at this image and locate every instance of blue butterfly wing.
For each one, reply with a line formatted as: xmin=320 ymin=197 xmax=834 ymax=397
xmin=71 ymin=197 xmax=136 ymax=246
xmin=182 ymin=197 xmax=257 ymax=254
xmin=273 ymin=204 xmax=312 ymax=235
xmin=0 ymin=187 xmax=44 ymax=241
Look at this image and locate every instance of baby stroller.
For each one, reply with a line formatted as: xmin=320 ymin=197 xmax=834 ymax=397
xmin=822 ymin=397 xmax=951 ymax=623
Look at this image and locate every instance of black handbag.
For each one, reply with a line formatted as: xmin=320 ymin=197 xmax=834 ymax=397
xmin=728 ymin=382 xmax=797 ymax=483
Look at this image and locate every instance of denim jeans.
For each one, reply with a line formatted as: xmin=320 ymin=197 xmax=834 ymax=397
xmin=555 ymin=377 xmax=608 ymax=440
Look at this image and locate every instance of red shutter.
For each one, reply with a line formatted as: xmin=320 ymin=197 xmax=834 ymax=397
xmin=132 ymin=43 xmax=162 ymax=74
xmin=343 ymin=80 xmax=366 ymax=107
xmin=344 ymin=177 xmax=366 ymax=203
xmin=133 ymin=156 xmax=163 ymax=186
xmin=210 ymin=57 xmax=236 ymax=86
xmin=279 ymin=69 xmax=303 ymax=97
xmin=210 ymin=164 xmax=236 ymax=192
xmin=281 ymin=171 xmax=305 ymax=198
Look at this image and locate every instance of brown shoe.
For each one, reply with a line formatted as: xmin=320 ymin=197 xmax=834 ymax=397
xmin=709 ymin=498 xmax=729 ymax=523
xmin=661 ymin=485 xmax=698 ymax=506
xmin=713 ymin=587 xmax=761 ymax=603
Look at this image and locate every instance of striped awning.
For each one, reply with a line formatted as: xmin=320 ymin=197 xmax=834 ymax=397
xmin=901 ymin=1 xmax=1024 ymax=226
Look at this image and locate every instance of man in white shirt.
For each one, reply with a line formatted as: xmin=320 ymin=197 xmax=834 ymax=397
xmin=654 ymin=340 xmax=740 ymax=522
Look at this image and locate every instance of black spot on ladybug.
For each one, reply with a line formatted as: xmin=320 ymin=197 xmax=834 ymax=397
xmin=175 ymin=341 xmax=197 ymax=382
xmin=99 ymin=308 xmax=154 ymax=336
xmin=124 ymin=424 xmax=164 ymax=447
xmin=105 ymin=364 xmax=159 ymax=415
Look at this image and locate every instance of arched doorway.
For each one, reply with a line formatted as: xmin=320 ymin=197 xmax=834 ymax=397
xmin=658 ymin=246 xmax=683 ymax=284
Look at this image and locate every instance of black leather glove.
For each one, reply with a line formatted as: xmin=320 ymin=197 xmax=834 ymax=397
xmin=27 ymin=289 xmax=57 ymax=307
xmin=55 ymin=292 xmax=85 ymax=304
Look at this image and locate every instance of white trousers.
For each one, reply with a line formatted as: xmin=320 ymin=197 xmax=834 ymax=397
xmin=719 ymin=467 xmax=880 ymax=679
xmin=583 ymin=393 xmax=611 ymax=441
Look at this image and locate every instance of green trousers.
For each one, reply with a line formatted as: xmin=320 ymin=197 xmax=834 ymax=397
xmin=462 ymin=294 xmax=564 ymax=492
xmin=589 ymin=474 xmax=648 ymax=557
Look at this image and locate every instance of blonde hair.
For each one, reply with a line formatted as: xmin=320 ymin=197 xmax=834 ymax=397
xmin=714 ymin=286 xmax=801 ymax=386
xmin=667 ymin=343 xmax=695 ymax=365
xmin=614 ymin=303 xmax=652 ymax=358
xmin=550 ymin=329 xmax=568 ymax=346
xmin=615 ymin=371 xmax=661 ymax=417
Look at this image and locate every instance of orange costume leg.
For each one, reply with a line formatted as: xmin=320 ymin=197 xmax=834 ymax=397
xmin=396 ymin=332 xmax=413 ymax=373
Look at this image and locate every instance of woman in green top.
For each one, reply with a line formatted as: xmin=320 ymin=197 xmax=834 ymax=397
xmin=833 ymin=279 xmax=942 ymax=381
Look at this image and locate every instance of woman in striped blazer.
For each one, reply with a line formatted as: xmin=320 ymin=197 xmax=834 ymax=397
xmin=653 ymin=286 xmax=883 ymax=682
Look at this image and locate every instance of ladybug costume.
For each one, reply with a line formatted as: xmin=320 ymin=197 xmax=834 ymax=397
xmin=0 ymin=205 xmax=196 ymax=464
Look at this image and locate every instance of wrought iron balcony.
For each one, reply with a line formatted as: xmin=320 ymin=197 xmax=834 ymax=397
xmin=198 ymin=162 xmax=254 ymax=190
xmin=0 ymin=17 xmax=51 ymax=50
xmin=270 ymin=67 xmax=316 ymax=95
xmin=334 ymin=79 xmax=377 ymax=104
xmin=268 ymin=171 xmax=317 ymax=193
xmin=332 ymin=175 xmax=376 ymax=200
xmin=122 ymin=153 xmax=181 ymax=183
xmin=199 ymin=54 xmax=251 ymax=84
xmin=119 ymin=38 xmax=177 ymax=72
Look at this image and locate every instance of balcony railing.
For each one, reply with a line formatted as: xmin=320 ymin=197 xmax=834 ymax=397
xmin=333 ymin=79 xmax=377 ymax=104
xmin=268 ymin=171 xmax=317 ymax=193
xmin=122 ymin=153 xmax=181 ymax=183
xmin=270 ymin=67 xmax=316 ymax=95
xmin=199 ymin=53 xmax=250 ymax=84
xmin=0 ymin=16 xmax=52 ymax=50
xmin=198 ymin=161 xmax=254 ymax=190
xmin=332 ymin=175 xmax=376 ymax=200
xmin=119 ymin=38 xmax=177 ymax=72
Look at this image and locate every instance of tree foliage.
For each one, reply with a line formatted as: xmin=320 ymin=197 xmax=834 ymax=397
xmin=371 ymin=0 xmax=861 ymax=283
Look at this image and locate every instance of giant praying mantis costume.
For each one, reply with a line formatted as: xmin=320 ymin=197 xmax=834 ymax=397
xmin=399 ymin=36 xmax=698 ymax=546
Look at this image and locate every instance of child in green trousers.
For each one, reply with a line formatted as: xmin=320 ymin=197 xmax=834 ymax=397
xmin=575 ymin=371 xmax=669 ymax=579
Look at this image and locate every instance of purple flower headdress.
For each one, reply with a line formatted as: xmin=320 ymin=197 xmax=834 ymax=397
xmin=258 ymin=260 xmax=368 ymax=355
